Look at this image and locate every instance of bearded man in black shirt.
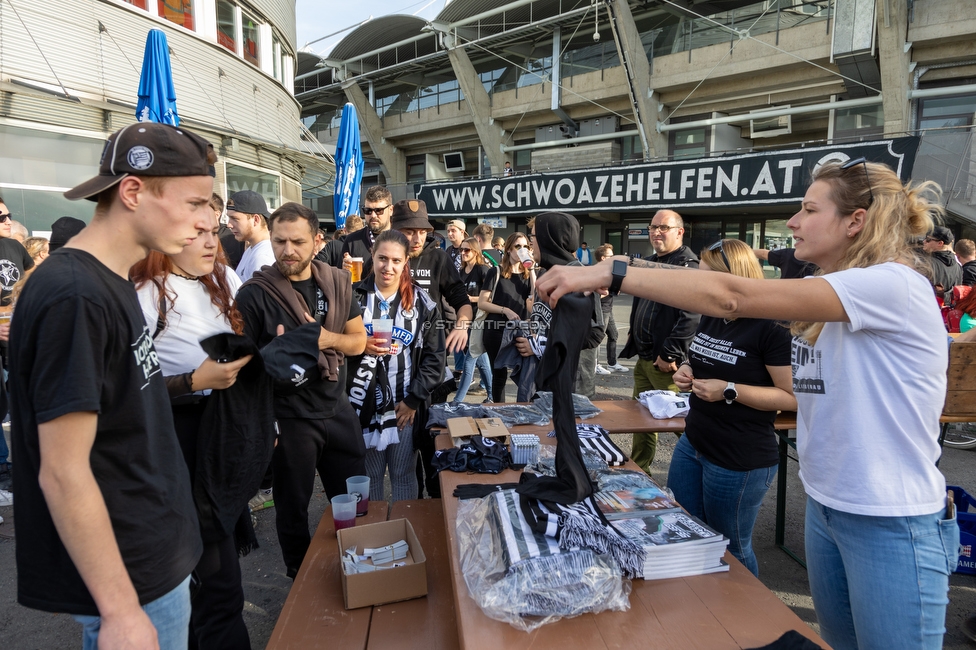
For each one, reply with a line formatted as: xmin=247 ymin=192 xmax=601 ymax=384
xmin=10 ymin=123 xmax=214 ymax=648
xmin=236 ymin=202 xmax=368 ymax=578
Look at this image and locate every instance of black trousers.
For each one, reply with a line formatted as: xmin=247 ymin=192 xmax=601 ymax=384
xmin=189 ymin=534 xmax=251 ymax=650
xmin=273 ymin=404 xmax=367 ymax=578
xmin=483 ymin=318 xmax=509 ymax=403
xmin=605 ymin=311 xmax=618 ymax=366
xmin=171 ymin=403 xmax=250 ymax=650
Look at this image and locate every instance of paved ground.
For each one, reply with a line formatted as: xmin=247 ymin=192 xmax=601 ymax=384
xmin=1 ymin=299 xmax=975 ymax=648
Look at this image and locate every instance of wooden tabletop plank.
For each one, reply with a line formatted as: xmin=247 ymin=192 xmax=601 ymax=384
xmin=435 ymin=432 xmax=827 ymax=650
xmin=267 ymin=501 xmax=388 ymax=650
xmin=367 ymin=500 xmax=459 ymax=650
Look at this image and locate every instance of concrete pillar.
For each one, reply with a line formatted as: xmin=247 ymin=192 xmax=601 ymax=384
xmin=341 ymin=79 xmax=406 ymax=185
xmin=442 ymin=34 xmax=508 ymax=175
xmin=606 ymin=0 xmax=668 ymax=160
xmin=877 ymin=0 xmax=912 ymax=135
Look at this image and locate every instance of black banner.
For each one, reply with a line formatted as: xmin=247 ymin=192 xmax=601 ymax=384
xmin=417 ymin=137 xmax=920 ymax=217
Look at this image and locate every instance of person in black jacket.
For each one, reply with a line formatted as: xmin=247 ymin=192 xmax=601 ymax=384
xmin=956 ymin=239 xmax=976 ymax=287
xmin=620 ymin=209 xmax=701 ymax=473
xmin=924 ymin=225 xmax=962 ymax=299
xmin=348 ymin=230 xmax=445 ymax=502
xmin=391 ymin=199 xmax=472 ymax=498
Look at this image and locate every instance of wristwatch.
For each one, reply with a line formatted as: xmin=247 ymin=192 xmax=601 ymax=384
xmin=609 ymin=259 xmax=627 ymax=296
xmin=724 ymin=382 xmax=738 ymax=405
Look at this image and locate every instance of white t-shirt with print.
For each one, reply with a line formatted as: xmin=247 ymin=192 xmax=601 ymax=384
xmin=236 ymin=239 xmax=275 ymax=280
xmin=794 ymin=262 xmax=948 ymax=517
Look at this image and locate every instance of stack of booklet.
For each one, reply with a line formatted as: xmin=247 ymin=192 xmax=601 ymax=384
xmin=594 ymin=469 xmax=730 ymax=580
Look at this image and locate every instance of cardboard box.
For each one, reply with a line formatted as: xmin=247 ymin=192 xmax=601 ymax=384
xmin=337 ymin=518 xmax=427 ymax=609
xmin=446 ymin=416 xmax=510 ymax=439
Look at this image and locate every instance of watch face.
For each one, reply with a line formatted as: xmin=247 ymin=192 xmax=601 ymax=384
xmin=612 ymin=259 xmax=627 ymax=275
xmin=724 ymin=387 xmax=736 ymax=400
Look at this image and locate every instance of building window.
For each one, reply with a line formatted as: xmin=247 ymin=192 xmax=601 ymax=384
xmin=124 ymin=0 xmax=148 ymax=9
xmin=216 ymin=0 xmax=236 ymax=52
xmin=273 ymin=34 xmax=283 ymax=82
xmin=670 ymin=126 xmax=708 ymax=160
xmin=620 ymin=131 xmax=642 ymax=161
xmin=407 ymin=155 xmax=426 ymax=183
xmin=833 ymin=104 xmax=884 ymax=142
xmin=918 ymin=92 xmax=976 ymax=131
xmin=225 ymin=163 xmax=280 ymax=209
xmin=158 ymin=0 xmax=194 ymax=30
xmin=242 ymin=10 xmax=260 ymax=66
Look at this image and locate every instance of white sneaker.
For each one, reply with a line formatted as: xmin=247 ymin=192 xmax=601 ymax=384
xmin=594 ymin=364 xmax=611 ymax=375
xmin=608 ymin=363 xmax=629 ymax=373
xmin=0 ymin=489 xmax=12 ymax=507
xmin=0 ymin=514 xmax=4 ymax=525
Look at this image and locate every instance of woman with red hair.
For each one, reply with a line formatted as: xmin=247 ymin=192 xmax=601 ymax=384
xmin=347 ymin=229 xmax=445 ymax=502
xmin=131 ymin=210 xmax=253 ymax=649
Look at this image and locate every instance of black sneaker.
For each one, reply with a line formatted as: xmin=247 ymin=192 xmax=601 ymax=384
xmin=962 ymin=615 xmax=976 ymax=643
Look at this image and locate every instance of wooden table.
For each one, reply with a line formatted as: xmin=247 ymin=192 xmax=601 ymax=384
xmin=435 ymin=420 xmax=827 ymax=649
xmin=267 ymin=499 xmax=459 ymax=650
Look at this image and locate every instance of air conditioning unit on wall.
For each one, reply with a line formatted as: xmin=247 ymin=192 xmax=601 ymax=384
xmin=750 ymin=107 xmax=792 ymax=139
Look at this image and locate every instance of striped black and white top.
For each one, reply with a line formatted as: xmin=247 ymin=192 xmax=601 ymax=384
xmin=360 ymin=285 xmax=422 ymax=405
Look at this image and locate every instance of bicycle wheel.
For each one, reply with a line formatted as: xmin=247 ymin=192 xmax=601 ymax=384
xmin=943 ymin=423 xmax=976 ymax=449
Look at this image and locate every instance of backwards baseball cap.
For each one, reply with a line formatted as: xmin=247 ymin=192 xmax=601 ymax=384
xmin=64 ymin=122 xmax=215 ymax=201
xmin=446 ymin=219 xmax=467 ymax=234
xmin=929 ymin=225 xmax=954 ymax=244
xmin=391 ymin=199 xmax=434 ymax=231
xmin=226 ymin=190 xmax=271 ymax=219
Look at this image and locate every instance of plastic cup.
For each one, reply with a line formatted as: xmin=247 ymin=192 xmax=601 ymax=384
xmin=331 ymin=494 xmax=357 ymax=531
xmin=516 ymin=246 xmax=534 ymax=270
xmin=346 ymin=475 xmax=370 ymax=517
xmin=373 ymin=319 xmax=394 ymax=350
xmin=349 ymin=257 xmax=364 ymax=283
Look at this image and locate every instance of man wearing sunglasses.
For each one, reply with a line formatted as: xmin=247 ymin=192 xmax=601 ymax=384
xmin=0 ymin=198 xmax=35 ymax=309
xmin=341 ymin=185 xmax=393 ymax=264
xmin=620 ymin=209 xmax=700 ymax=474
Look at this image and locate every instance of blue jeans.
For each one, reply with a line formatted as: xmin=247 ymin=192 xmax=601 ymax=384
xmin=453 ymin=350 xmax=492 ymax=403
xmin=0 ymin=428 xmax=8 ymax=465
xmin=73 ymin=575 xmax=191 ymax=650
xmin=805 ymin=496 xmax=957 ymax=650
xmin=666 ymin=434 xmax=776 ymax=577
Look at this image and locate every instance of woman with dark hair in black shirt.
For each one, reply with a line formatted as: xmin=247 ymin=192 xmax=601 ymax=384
xmin=478 ymin=232 xmax=534 ymax=403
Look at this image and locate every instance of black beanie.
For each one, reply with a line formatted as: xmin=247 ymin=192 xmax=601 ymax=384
xmin=534 ymin=211 xmax=579 ymax=270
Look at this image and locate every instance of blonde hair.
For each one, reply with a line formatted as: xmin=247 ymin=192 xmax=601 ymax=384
xmin=700 ymin=239 xmax=764 ymax=280
xmin=23 ymin=236 xmax=49 ymax=262
xmin=462 ymin=237 xmax=486 ymax=267
xmin=791 ymin=161 xmax=943 ymax=343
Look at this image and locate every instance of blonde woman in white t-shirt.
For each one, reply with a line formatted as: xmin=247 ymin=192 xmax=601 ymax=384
xmin=537 ymin=160 xmax=956 ymax=650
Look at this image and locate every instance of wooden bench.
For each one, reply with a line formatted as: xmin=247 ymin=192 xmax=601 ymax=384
xmin=267 ymin=499 xmax=458 ymax=650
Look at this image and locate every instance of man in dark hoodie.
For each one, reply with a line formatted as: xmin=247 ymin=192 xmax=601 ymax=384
xmin=235 ymin=202 xmax=368 ymax=578
xmin=924 ymin=226 xmax=962 ymax=299
xmin=620 ymin=209 xmax=700 ymax=474
xmin=514 ymin=212 xmax=604 ymax=396
xmin=391 ymin=199 xmax=472 ymax=498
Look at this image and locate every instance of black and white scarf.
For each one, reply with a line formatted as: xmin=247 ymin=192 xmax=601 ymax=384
xmin=518 ymin=491 xmax=645 ymax=577
xmin=548 ymin=424 xmax=628 ymax=466
xmin=348 ymin=353 xmax=399 ymax=451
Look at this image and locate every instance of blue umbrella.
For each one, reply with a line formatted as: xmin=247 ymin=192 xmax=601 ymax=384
xmin=136 ymin=29 xmax=180 ymax=126
xmin=333 ymin=103 xmax=364 ymax=230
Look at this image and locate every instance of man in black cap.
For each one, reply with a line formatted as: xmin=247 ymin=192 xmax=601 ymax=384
xmin=391 ymin=199 xmax=472 ymax=498
xmin=226 ymin=189 xmax=274 ymax=280
xmin=9 ymin=122 xmax=213 ymax=647
xmin=235 ymin=202 xmax=368 ymax=579
xmin=924 ymin=225 xmax=962 ymax=298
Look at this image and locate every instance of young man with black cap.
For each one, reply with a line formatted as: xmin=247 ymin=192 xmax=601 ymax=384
xmin=226 ymin=189 xmax=274 ymax=280
xmin=235 ymin=202 xmax=368 ymax=579
xmin=924 ymin=225 xmax=962 ymax=297
xmin=391 ymin=199 xmax=472 ymax=498
xmin=9 ymin=122 xmax=214 ymax=649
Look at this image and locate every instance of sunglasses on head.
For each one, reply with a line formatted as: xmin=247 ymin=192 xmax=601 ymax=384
xmin=840 ymin=157 xmax=874 ymax=205
xmin=708 ymin=240 xmax=730 ymax=270
xmin=361 ymin=206 xmax=389 ymax=216
xmin=0 ymin=213 xmax=11 ymax=223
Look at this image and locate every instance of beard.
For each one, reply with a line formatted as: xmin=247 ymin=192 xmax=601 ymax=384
xmin=275 ymin=254 xmax=313 ymax=278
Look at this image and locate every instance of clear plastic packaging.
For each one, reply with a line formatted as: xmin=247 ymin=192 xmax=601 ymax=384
xmin=455 ymin=492 xmax=631 ymax=632
xmin=532 ymin=391 xmax=603 ymax=420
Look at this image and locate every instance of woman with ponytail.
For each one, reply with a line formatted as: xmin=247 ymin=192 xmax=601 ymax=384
xmin=538 ymin=160 xmax=957 ymax=650
xmin=348 ymin=229 xmax=445 ymax=502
